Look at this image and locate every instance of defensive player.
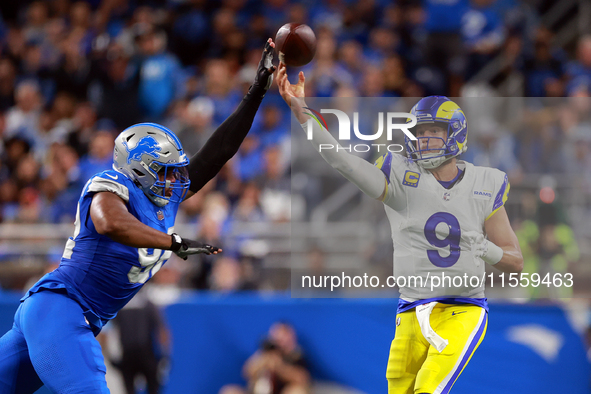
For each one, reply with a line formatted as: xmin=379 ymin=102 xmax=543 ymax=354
xmin=0 ymin=40 xmax=277 ymax=394
xmin=277 ymin=63 xmax=523 ymax=394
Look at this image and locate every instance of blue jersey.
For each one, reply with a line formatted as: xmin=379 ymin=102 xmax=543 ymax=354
xmin=23 ymin=169 xmax=180 ymax=334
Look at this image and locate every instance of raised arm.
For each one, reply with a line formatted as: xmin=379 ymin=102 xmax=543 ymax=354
xmin=276 ymin=62 xmax=387 ymax=200
xmin=90 ymin=191 xmax=220 ymax=257
xmin=184 ymin=39 xmax=277 ymax=198
xmin=91 ymin=192 xmax=174 ymax=249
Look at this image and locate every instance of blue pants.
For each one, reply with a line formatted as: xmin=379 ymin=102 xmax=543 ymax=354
xmin=0 ymin=290 xmax=110 ymax=393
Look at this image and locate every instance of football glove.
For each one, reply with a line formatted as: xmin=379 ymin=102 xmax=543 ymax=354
xmin=170 ymin=233 xmax=220 ymax=260
xmin=464 ymin=231 xmax=503 ymax=265
xmin=250 ymin=40 xmax=276 ymax=96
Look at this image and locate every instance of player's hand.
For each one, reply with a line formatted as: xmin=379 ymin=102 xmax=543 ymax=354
xmin=277 ymin=62 xmax=305 ymax=108
xmin=251 ymin=38 xmax=277 ymax=94
xmin=464 ymin=231 xmax=503 ymax=265
xmin=170 ymin=233 xmax=221 ymax=260
xmin=470 ymin=233 xmax=488 ymax=258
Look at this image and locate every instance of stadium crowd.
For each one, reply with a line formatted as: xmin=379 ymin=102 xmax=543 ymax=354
xmin=0 ymin=0 xmax=589 ymax=292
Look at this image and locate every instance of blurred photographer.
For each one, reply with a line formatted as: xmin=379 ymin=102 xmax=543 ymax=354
xmin=245 ymin=322 xmax=310 ymax=394
xmin=221 ymin=322 xmax=310 ymax=394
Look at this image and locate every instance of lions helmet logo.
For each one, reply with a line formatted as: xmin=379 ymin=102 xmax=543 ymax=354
xmin=123 ymin=135 xmax=162 ymax=164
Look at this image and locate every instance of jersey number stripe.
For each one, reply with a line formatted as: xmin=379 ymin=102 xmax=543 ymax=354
xmin=127 ymin=248 xmax=171 ymax=284
xmin=127 ymin=228 xmax=173 ymax=284
xmin=424 ymin=212 xmax=461 ymax=268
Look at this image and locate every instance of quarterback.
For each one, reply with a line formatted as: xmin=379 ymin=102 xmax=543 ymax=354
xmin=0 ymin=40 xmax=277 ymax=394
xmin=277 ymin=63 xmax=523 ymax=394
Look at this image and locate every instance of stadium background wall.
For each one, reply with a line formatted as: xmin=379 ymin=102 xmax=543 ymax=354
xmin=0 ymin=293 xmax=588 ymax=394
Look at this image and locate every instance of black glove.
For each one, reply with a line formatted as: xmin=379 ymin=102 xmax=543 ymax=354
xmin=249 ymin=40 xmax=277 ymax=97
xmin=170 ymin=233 xmax=220 ymax=260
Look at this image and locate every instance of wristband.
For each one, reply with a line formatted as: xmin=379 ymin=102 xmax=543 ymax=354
xmin=482 ymin=240 xmax=503 ymax=265
xmin=170 ymin=233 xmax=182 ymax=252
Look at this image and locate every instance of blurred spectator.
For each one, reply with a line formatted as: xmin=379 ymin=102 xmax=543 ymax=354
xmin=256 ymin=105 xmax=288 ymax=148
xmin=0 ymin=178 xmax=18 ymax=222
xmin=15 ymin=186 xmax=41 ymax=223
xmin=516 ymin=199 xmax=579 ymax=299
xmin=49 ymin=32 xmax=94 ymax=101
xmin=382 ymin=54 xmax=415 ymax=97
xmin=258 ymin=146 xmax=291 ymax=222
xmin=14 ymin=154 xmax=39 ymax=191
xmin=136 ymin=27 xmax=186 ymax=120
xmin=337 ymin=40 xmax=365 ymax=90
xmin=246 ymin=322 xmax=309 ymax=394
xmin=0 ymin=59 xmax=17 ymax=111
xmin=307 ymin=245 xmax=327 ymax=277
xmin=79 ymin=128 xmax=115 ymax=182
xmin=305 ymin=31 xmax=353 ymax=98
xmin=461 ymin=0 xmax=506 ymax=80
xmin=173 ymin=96 xmax=215 ymax=156
xmin=67 ymin=101 xmax=98 ymax=157
xmin=171 ymin=1 xmax=209 ymax=66
xmin=24 ymin=2 xmax=49 ymax=44
xmin=189 ymin=213 xmax=226 ymax=290
xmin=360 ymin=65 xmax=386 ymax=97
xmin=90 ymin=43 xmax=141 ymax=129
xmin=562 ymin=123 xmax=591 ymax=194
xmin=104 ymin=289 xmax=171 ymax=394
xmin=461 ymin=118 xmax=523 ymax=181
xmin=220 ymin=321 xmax=310 ymax=394
xmin=364 ymin=27 xmax=400 ymax=66
xmin=5 ymin=80 xmax=43 ymax=146
xmin=41 ymin=143 xmax=83 ymax=223
xmin=210 ymin=256 xmax=254 ymax=292
xmin=204 ymin=59 xmax=242 ymax=126
xmin=3 ymin=137 xmax=31 ymax=176
xmin=420 ymin=0 xmax=468 ymax=95
xmin=236 ymin=135 xmax=264 ymax=182
xmin=566 ymin=35 xmax=591 ymax=89
xmin=516 ymin=109 xmax=566 ymax=174
xmin=231 ymin=182 xmax=266 ymax=223
xmin=523 ymin=28 xmax=567 ymax=97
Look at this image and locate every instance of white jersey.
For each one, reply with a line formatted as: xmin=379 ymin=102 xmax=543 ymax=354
xmin=375 ymin=153 xmax=509 ymax=300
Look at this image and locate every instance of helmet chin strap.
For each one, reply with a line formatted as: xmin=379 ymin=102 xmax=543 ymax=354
xmin=145 ymin=190 xmax=169 ymax=207
xmin=145 ymin=182 xmax=170 ymax=207
xmin=417 ymin=153 xmax=451 ymax=169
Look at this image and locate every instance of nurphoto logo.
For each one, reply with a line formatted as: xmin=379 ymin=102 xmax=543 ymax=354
xmin=303 ymin=107 xmax=417 ymax=153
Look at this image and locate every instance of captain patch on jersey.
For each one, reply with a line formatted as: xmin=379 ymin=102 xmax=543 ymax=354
xmin=373 ymin=152 xmax=509 ymax=300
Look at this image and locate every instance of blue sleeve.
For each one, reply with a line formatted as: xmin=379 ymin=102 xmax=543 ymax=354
xmin=86 ymin=171 xmax=131 ymax=203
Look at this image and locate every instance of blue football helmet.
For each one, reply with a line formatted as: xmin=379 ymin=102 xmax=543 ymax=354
xmin=113 ymin=123 xmax=190 ymax=207
xmin=405 ymin=96 xmax=468 ymax=169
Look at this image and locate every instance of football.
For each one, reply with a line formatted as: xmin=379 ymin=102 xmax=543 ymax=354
xmin=274 ymin=23 xmax=317 ymax=67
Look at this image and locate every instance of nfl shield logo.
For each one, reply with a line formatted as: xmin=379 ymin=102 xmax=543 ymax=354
xmin=443 ymin=192 xmax=451 ymax=201
xmin=396 ymin=317 xmax=401 ymax=327
xmin=157 ymin=210 xmax=164 ymax=220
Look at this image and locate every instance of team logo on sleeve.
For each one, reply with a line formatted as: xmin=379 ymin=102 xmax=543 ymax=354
xmin=123 ymin=135 xmax=162 ymax=164
xmin=473 ymin=190 xmax=493 ymax=200
xmin=402 ymin=171 xmax=420 ymax=187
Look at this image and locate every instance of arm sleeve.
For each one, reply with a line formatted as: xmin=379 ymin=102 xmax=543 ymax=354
xmin=486 ymin=172 xmax=510 ymax=220
xmin=87 ymin=175 xmax=130 ymax=202
xmin=187 ymin=92 xmax=264 ymax=193
xmin=301 ymin=121 xmax=386 ymax=200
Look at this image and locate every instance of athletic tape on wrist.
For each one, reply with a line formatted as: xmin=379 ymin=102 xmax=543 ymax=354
xmin=483 ymin=240 xmax=503 ymax=265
